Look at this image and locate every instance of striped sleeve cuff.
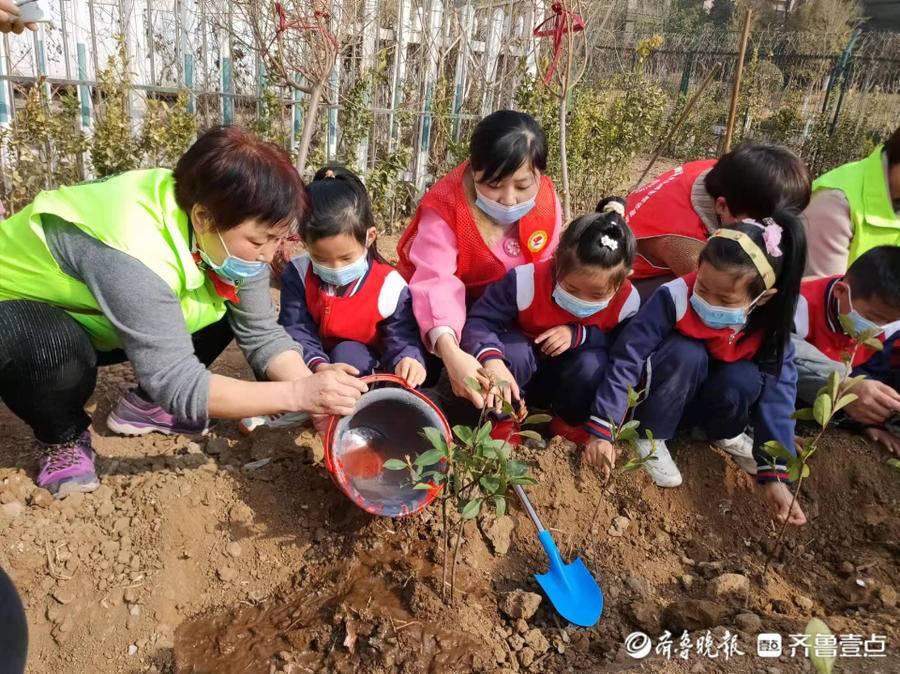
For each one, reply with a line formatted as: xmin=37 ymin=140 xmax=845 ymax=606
xmin=584 ymin=416 xmax=613 ymax=440
xmin=476 ymin=347 xmax=505 ymax=363
xmin=756 ymin=465 xmax=790 ymax=484
xmin=571 ymin=324 xmax=588 ymax=348
xmin=306 ymin=355 xmax=329 ymax=370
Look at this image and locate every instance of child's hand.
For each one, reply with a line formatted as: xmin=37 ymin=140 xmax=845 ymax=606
xmin=395 ymin=357 xmax=426 ymax=388
xmin=762 ymin=481 xmax=807 ymax=526
xmin=314 ymin=362 xmax=361 ymax=376
xmin=863 ymin=426 xmax=900 ymax=456
xmin=584 ymin=438 xmax=617 ymax=481
xmin=482 ymin=359 xmax=520 ymax=412
xmin=845 ymin=379 xmax=900 ymax=426
xmin=535 ymin=325 xmax=574 ymax=357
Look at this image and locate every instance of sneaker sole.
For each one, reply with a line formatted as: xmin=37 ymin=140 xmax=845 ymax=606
xmin=53 ymin=478 xmax=101 ymax=499
xmin=107 ymin=413 xmax=209 ymax=437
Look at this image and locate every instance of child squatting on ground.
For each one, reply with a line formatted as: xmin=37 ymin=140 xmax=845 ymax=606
xmin=582 ymin=213 xmax=810 ymax=527
xmin=792 ymin=245 xmax=900 ymax=455
xmin=279 ymin=166 xmax=428 ymax=388
xmin=461 ymin=198 xmax=641 ymax=435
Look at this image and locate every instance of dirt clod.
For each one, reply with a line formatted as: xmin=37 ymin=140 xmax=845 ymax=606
xmin=629 ymin=600 xmax=662 ymax=634
xmin=226 ymin=541 xmax=243 ymax=558
xmin=663 ymin=599 xmax=729 ymax=632
xmin=734 ymin=612 xmax=761 ymax=633
xmin=499 ymin=590 xmax=543 ymax=621
xmin=708 ymin=573 xmax=749 ymax=604
xmin=483 ymin=516 xmax=514 ymax=556
xmin=608 ymin=515 xmax=630 ymax=537
xmin=523 ymin=627 xmax=549 ymax=655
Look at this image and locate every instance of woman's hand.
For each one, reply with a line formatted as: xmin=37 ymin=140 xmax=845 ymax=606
xmin=482 ymin=358 xmax=520 ymax=412
xmin=762 ymin=481 xmax=807 ymax=526
xmin=0 ymin=1 xmax=36 ymax=33
xmin=535 ymin=325 xmax=574 ymax=357
xmin=437 ymin=335 xmax=486 ymax=409
xmin=395 ymin=357 xmax=427 ymax=388
xmin=584 ymin=438 xmax=617 ymax=481
xmin=291 ymin=368 xmax=368 ymax=416
xmin=863 ymin=426 xmax=900 ymax=456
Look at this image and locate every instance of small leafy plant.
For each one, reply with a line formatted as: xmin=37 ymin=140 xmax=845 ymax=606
xmin=384 ymin=371 xmax=548 ymax=604
xmin=761 ymin=318 xmax=884 ymax=578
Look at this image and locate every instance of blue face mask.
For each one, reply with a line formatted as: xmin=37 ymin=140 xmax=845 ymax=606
xmin=552 ymin=283 xmax=610 ymax=319
xmin=844 ymin=286 xmax=884 ymax=336
xmin=312 ymin=250 xmax=369 ymax=287
xmin=199 ymin=231 xmax=267 ymax=283
xmin=474 ymin=188 xmax=536 ymax=226
xmin=690 ymin=292 xmax=755 ymax=331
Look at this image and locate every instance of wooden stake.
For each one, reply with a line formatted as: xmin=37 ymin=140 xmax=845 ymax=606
xmin=723 ymin=8 xmax=752 ymax=153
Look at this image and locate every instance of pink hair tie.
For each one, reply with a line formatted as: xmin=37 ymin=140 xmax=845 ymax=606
xmin=761 ymin=217 xmax=783 ymax=258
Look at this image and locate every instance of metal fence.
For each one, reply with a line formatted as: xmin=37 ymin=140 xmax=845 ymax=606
xmin=0 ymin=1 xmax=898 ymax=215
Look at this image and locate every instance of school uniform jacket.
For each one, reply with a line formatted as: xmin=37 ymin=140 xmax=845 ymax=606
xmin=279 ymin=254 xmax=426 ymax=371
xmin=587 ymin=272 xmax=798 ymax=484
xmin=794 ymin=275 xmax=900 ymax=370
xmin=460 ymin=259 xmax=641 ymax=364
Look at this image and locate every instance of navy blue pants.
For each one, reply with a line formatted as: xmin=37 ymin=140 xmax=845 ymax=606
xmin=327 ymin=340 xmax=381 ymax=375
xmin=497 ymin=328 xmax=609 ymax=426
xmin=634 ymin=333 xmax=763 ymax=441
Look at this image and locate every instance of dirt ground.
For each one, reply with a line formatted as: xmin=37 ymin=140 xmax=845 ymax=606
xmin=1 ymin=162 xmax=898 ymax=673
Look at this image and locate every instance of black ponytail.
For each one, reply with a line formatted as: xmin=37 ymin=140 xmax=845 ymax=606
xmin=700 ymin=210 xmax=807 ymax=369
xmin=554 ymin=196 xmax=637 ymax=287
xmin=303 ymin=164 xmax=384 ymax=260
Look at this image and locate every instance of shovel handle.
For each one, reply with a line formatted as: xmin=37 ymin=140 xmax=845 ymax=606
xmin=513 ymin=484 xmax=545 ymax=533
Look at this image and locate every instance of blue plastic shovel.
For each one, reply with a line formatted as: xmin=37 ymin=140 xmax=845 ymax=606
xmin=513 ymin=484 xmax=604 ymax=627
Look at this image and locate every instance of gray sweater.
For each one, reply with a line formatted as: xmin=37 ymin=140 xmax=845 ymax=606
xmin=43 ymin=218 xmax=301 ymax=421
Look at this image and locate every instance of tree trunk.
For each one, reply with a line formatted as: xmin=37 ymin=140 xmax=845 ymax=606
xmin=295 ymin=79 xmax=325 ymax=176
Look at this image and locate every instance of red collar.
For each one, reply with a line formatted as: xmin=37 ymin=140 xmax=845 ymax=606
xmin=192 ymin=252 xmax=239 ymax=304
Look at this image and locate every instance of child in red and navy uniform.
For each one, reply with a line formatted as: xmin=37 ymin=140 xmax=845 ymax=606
xmin=793 ymin=246 xmax=900 ymax=454
xmin=279 ymin=166 xmax=427 ymax=386
xmin=585 ymin=215 xmax=809 ymax=528
xmin=461 ymin=198 xmax=640 ymax=433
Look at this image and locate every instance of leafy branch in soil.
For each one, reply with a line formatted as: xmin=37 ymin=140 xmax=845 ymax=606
xmin=581 ymin=384 xmax=658 ymax=551
xmin=760 ymin=318 xmax=883 ymax=580
xmin=384 ymin=371 xmax=548 ymax=604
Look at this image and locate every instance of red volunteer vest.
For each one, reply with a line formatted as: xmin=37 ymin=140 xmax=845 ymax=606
xmin=669 ymin=272 xmax=764 ymax=362
xmin=304 ymin=258 xmax=397 ymax=350
xmin=516 ymin=259 xmax=637 ymax=338
xmin=626 ymin=159 xmax=717 ymax=280
xmin=795 ymin=276 xmax=883 ymax=367
xmin=397 ymin=161 xmax=558 ymax=300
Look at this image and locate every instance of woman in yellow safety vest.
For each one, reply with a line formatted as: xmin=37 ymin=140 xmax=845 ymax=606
xmin=0 ymin=127 xmax=366 ymax=498
xmin=804 ymin=125 xmax=900 ymax=277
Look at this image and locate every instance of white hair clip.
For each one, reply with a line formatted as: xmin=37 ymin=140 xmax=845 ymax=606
xmin=600 ymin=235 xmax=618 ymax=251
xmin=602 ymin=201 xmax=625 ymax=216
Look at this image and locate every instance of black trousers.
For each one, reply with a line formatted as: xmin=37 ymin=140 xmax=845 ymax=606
xmin=0 ymin=300 xmax=233 ymax=444
xmin=0 ymin=566 xmax=26 ymax=674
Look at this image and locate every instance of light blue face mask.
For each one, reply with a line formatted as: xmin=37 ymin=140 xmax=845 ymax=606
xmin=474 ymin=188 xmax=537 ymax=226
xmin=199 ymin=231 xmax=267 ymax=283
xmin=844 ymin=285 xmax=884 ymax=336
xmin=312 ymin=250 xmax=369 ymax=287
xmin=690 ymin=291 xmax=766 ymax=331
xmin=552 ymin=283 xmax=610 ymax=319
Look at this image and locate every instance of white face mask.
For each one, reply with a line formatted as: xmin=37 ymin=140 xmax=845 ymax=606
xmin=474 ymin=187 xmax=537 ymax=225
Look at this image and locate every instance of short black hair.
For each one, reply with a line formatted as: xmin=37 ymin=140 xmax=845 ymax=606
xmin=469 ymin=110 xmax=548 ymax=184
xmin=885 ymin=126 xmax=900 ymax=167
xmin=705 ymin=143 xmax=811 ymax=219
xmin=554 ymin=197 xmax=636 ymax=288
xmin=846 ymin=246 xmax=900 ymax=309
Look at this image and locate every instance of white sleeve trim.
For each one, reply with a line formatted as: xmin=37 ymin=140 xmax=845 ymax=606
xmin=290 ymin=254 xmax=311 ymax=286
xmin=793 ymin=294 xmax=810 ymax=339
xmin=662 ymin=277 xmax=689 ymax=320
xmin=618 ymin=285 xmax=641 ymax=323
xmin=515 ymin=263 xmax=536 ymax=312
xmin=377 ymin=270 xmax=408 ymax=318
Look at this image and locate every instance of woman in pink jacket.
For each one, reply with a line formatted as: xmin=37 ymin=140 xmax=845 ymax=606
xmin=397 ymin=110 xmax=562 ymax=408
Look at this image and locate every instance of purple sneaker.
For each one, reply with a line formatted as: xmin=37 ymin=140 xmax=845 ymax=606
xmin=107 ymin=390 xmax=209 ymax=437
xmin=35 ymin=431 xmax=100 ymax=498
